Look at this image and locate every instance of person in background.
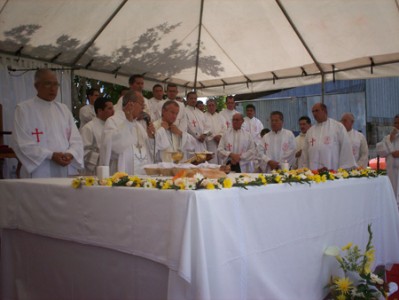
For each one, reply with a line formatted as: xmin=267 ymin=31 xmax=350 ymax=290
xmin=376 ymin=114 xmax=399 ymax=206
xmin=155 ymin=83 xmax=187 ymax=132
xmin=80 ymin=97 xmax=114 ymax=175
xmin=259 ymin=111 xmax=296 ymax=172
xmin=219 ymin=95 xmax=239 ymax=130
xmin=100 ymin=91 xmax=154 ymax=175
xmin=196 ymin=100 xmax=205 ymax=112
xmin=185 ymin=92 xmax=209 ymax=152
xmin=294 ymin=116 xmax=311 ymax=169
xmin=302 ymin=103 xmax=355 ymax=170
xmin=154 ymin=100 xmax=194 ymax=162
xmin=204 ymin=99 xmax=227 ymax=164
xmin=242 ymin=104 xmax=264 ymax=144
xmin=341 ymin=112 xmax=369 ymax=168
xmin=218 ymin=113 xmax=256 ymax=173
xmin=147 ymin=84 xmax=164 ymax=121
xmin=12 ymin=68 xmax=83 ymax=178
xmin=79 ymin=87 xmax=100 ymax=129
xmin=260 ymin=128 xmax=270 ymax=138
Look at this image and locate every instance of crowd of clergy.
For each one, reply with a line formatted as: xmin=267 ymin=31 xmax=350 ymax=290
xmin=10 ymin=69 xmax=399 ymax=205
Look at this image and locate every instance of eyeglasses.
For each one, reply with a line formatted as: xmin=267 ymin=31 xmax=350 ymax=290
xmin=42 ymin=81 xmax=60 ymax=88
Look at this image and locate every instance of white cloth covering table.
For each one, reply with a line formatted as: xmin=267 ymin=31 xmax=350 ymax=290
xmin=1 ymin=176 xmax=399 ymax=300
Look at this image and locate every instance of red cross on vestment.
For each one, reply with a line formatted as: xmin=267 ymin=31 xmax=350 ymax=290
xmin=226 ymin=121 xmax=230 ymax=128
xmin=226 ymin=143 xmax=233 ymax=151
xmin=32 ymin=128 xmax=43 ymax=142
xmin=264 ymin=143 xmax=269 ymax=151
xmin=191 ymin=119 xmax=197 ymax=127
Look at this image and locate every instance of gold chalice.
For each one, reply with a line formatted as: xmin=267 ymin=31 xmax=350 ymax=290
xmin=171 ymin=151 xmax=183 ymax=164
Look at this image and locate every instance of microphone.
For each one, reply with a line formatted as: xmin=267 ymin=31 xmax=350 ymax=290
xmin=140 ymin=112 xmax=151 ymax=126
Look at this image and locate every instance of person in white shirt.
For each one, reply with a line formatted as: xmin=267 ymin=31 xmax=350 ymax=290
xmin=294 ymin=116 xmax=311 ymax=169
xmin=219 ymin=95 xmax=239 ymax=130
xmin=196 ymin=100 xmax=205 ymax=112
xmin=100 ymin=91 xmax=155 ymax=175
xmin=242 ymin=104 xmax=264 ymax=143
xmin=80 ymin=97 xmax=114 ymax=175
xmin=376 ymin=114 xmax=399 ymax=205
xmin=302 ymin=103 xmax=356 ymax=170
xmin=79 ymin=88 xmax=100 ymax=129
xmin=12 ymin=68 xmax=84 ymax=178
xmin=341 ymin=112 xmax=369 ymax=168
xmin=155 ymin=83 xmax=187 ymax=132
xmin=185 ymin=91 xmax=209 ymax=152
xmin=204 ymin=99 xmax=227 ymax=164
xmin=218 ymin=113 xmax=256 ymax=173
xmin=259 ymin=111 xmax=296 ymax=172
xmin=147 ymin=84 xmax=164 ymax=121
xmin=154 ymin=100 xmax=194 ymax=162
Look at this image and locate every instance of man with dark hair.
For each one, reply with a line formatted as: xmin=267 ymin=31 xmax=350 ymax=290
xmin=100 ymin=91 xmax=154 ymax=175
xmin=79 ymin=87 xmax=100 ymax=129
xmin=259 ymin=111 xmax=296 ymax=172
xmin=219 ymin=95 xmax=239 ymax=129
xmin=185 ymin=91 xmax=209 ymax=152
xmin=302 ymin=102 xmax=355 ymax=170
xmin=294 ymin=116 xmax=311 ymax=169
xmin=196 ymin=100 xmax=205 ymax=112
xmin=80 ymin=97 xmax=114 ymax=175
xmin=242 ymin=104 xmax=264 ymax=143
xmin=153 ymin=100 xmax=194 ymax=162
xmin=148 ymin=84 xmax=164 ymax=120
xmin=12 ymin=68 xmax=83 ymax=178
xmin=218 ymin=113 xmax=256 ymax=173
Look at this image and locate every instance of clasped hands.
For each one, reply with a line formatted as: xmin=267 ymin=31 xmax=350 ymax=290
xmin=161 ymin=121 xmax=182 ymax=136
xmin=52 ymin=152 xmax=74 ymax=167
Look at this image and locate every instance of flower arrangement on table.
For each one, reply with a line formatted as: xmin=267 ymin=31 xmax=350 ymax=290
xmin=72 ymin=167 xmax=381 ymax=190
xmin=324 ymin=224 xmax=389 ymax=299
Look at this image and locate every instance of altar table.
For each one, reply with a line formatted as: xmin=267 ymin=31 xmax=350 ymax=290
xmin=1 ymin=176 xmax=399 ymax=300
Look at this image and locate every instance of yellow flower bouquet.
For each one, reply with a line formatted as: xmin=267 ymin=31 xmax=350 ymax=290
xmin=324 ymin=225 xmax=389 ymax=299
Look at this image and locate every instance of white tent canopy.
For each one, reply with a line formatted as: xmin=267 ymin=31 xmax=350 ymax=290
xmin=0 ymin=0 xmax=399 ymax=96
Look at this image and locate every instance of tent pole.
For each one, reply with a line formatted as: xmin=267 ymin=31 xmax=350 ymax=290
xmin=321 ymin=72 xmax=325 ymax=104
xmin=193 ymin=0 xmax=205 ymax=91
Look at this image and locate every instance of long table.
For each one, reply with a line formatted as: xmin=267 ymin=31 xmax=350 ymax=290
xmin=1 ymin=176 xmax=399 ymax=299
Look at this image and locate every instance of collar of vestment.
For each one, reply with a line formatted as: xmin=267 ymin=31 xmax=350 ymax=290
xmin=34 ymin=96 xmax=55 ymax=106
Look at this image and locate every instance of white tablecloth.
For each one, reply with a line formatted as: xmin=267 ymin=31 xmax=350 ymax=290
xmin=1 ymin=176 xmax=399 ymax=299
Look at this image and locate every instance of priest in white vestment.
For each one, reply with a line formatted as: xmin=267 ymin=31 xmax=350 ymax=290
xmin=341 ymin=113 xmax=369 ymax=168
xmin=147 ymin=84 xmax=164 ymax=121
xmin=204 ymin=99 xmax=227 ymax=164
xmin=80 ymin=98 xmax=114 ymax=175
xmin=302 ymin=103 xmax=356 ymax=170
xmin=259 ymin=111 xmax=296 ymax=172
xmin=376 ymin=114 xmax=399 ymax=205
xmin=218 ymin=113 xmax=256 ymax=173
xmin=154 ymin=100 xmax=195 ymax=163
xmin=79 ymin=88 xmax=100 ymax=130
xmin=294 ymin=116 xmax=312 ymax=169
xmin=242 ymin=104 xmax=264 ymax=144
xmin=219 ymin=96 xmax=239 ymax=130
xmin=100 ymin=91 xmax=154 ymax=175
xmin=185 ymin=91 xmax=209 ymax=152
xmin=154 ymin=83 xmax=187 ymax=132
xmin=12 ymin=69 xmax=84 ymax=178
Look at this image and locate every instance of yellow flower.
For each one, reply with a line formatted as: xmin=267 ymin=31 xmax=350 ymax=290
xmin=85 ymin=177 xmax=95 ymax=186
xmin=72 ymin=178 xmax=81 ymax=189
xmin=105 ymin=179 xmax=113 ymax=186
xmin=111 ymin=172 xmax=128 ymax=181
xmin=321 ymin=174 xmax=327 ymax=182
xmin=206 ymin=182 xmax=215 ymax=190
xmin=334 ymin=277 xmax=352 ymax=294
xmin=329 ymin=173 xmax=335 ymax=180
xmin=365 ymin=248 xmax=375 ymax=263
xmin=341 ymin=242 xmax=352 ymax=251
xmin=337 ymin=294 xmax=346 ymax=300
xmin=178 ymin=182 xmax=186 ymax=190
xmin=314 ymin=174 xmax=321 ymax=183
xmin=274 ymin=175 xmax=282 ymax=183
xmin=258 ymin=174 xmax=267 ymax=184
xmin=223 ymin=177 xmax=233 ymax=188
xmin=162 ymin=181 xmax=171 ymax=190
xmin=150 ymin=179 xmax=157 ymax=187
